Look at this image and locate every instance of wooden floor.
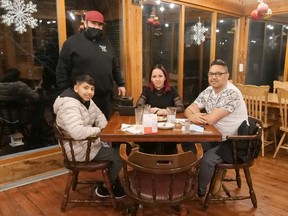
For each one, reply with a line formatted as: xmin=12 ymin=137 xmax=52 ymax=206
xmin=0 ymin=146 xmax=288 ymax=216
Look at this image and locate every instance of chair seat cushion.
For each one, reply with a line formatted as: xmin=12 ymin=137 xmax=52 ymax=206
xmin=126 ymin=170 xmax=197 ymax=201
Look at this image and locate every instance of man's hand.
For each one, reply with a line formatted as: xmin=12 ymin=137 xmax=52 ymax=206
xmin=189 ymin=113 xmax=207 ymax=124
xmin=118 ymin=87 xmax=126 ymax=96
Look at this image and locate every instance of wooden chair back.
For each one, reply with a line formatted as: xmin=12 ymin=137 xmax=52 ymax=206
xmin=237 ymin=84 xmax=276 ymax=156
xmin=53 ymin=123 xmax=96 ymax=165
xmin=273 ymin=88 xmax=288 ymax=158
xmin=237 ymin=84 xmax=269 ymax=124
xmin=120 ymin=143 xmax=203 ymax=215
xmin=273 ymin=80 xmax=288 ymax=94
xmin=277 ymin=88 xmax=288 ymax=129
xmin=224 ymin=116 xmax=263 ymax=165
xmin=53 ymin=123 xmax=116 ymax=211
xmin=203 ymin=116 xmax=263 ymax=211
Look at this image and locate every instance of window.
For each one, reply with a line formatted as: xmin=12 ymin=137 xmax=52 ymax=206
xmin=0 ymin=0 xmax=59 ymax=156
xmin=142 ymin=2 xmax=181 ymax=88
xmin=246 ymin=19 xmax=287 ymax=88
xmin=183 ymin=8 xmax=212 ymax=105
xmin=216 ymin=15 xmax=237 ymax=76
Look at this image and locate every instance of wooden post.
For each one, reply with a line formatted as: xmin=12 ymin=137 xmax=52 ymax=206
xmin=122 ymin=1 xmax=142 ymax=105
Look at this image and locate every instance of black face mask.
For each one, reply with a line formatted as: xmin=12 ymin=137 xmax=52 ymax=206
xmin=85 ymin=27 xmax=103 ymax=40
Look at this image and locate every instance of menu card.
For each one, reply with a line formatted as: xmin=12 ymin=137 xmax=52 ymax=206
xmin=142 ymin=114 xmax=158 ymax=134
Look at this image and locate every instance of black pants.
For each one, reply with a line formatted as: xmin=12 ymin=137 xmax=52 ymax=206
xmin=93 ymin=94 xmax=112 ymax=120
xmin=93 ymin=94 xmax=132 ymax=155
xmin=138 ymin=142 xmax=177 ymax=155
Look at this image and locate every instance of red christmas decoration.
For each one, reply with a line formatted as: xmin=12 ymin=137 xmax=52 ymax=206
xmin=257 ymin=2 xmax=269 ymax=16
xmin=146 ymin=6 xmax=160 ymax=26
xmin=147 ymin=17 xmax=154 ymax=24
xmin=251 ymin=9 xmax=261 ymax=21
xmin=250 ymin=0 xmax=272 ymax=21
xmin=152 ymin=20 xmax=160 ymax=26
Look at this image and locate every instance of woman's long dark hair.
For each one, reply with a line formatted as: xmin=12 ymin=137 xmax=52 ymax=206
xmin=148 ymin=64 xmax=171 ymax=93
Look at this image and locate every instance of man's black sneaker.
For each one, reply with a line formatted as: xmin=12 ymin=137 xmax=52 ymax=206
xmin=113 ymin=184 xmax=126 ymax=199
xmin=197 ymin=192 xmax=206 ymax=199
xmin=95 ymin=183 xmax=110 ymax=198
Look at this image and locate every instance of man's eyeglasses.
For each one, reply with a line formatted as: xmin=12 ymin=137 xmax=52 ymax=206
xmin=208 ymin=71 xmax=228 ymax=78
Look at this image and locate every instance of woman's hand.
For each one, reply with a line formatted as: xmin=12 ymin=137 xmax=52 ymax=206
xmin=150 ymin=107 xmax=159 ymax=114
xmin=150 ymin=107 xmax=168 ymax=116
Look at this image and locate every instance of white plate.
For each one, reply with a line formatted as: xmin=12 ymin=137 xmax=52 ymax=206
xmin=157 ymin=122 xmax=175 ymax=129
xmin=157 ymin=116 xmax=167 ymax=122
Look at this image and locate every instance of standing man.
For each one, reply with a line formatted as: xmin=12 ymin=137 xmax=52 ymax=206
xmin=56 ymin=10 xmax=126 ymax=119
xmin=183 ymin=59 xmax=248 ymax=198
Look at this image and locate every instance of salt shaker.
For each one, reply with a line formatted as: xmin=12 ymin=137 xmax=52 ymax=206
xmin=184 ymin=119 xmax=190 ymax=133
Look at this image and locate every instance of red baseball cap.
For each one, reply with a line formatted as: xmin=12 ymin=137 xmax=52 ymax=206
xmin=85 ymin=11 xmax=105 ymax=24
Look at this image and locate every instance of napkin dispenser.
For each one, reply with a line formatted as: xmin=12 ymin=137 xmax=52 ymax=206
xmin=143 ymin=114 xmax=158 ymax=134
xmin=119 ymin=96 xmax=133 ymax=106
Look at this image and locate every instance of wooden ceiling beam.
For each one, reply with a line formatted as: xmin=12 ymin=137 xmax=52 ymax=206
xmin=243 ymin=0 xmax=288 ymax=15
xmin=177 ymin=0 xmax=245 ymax=16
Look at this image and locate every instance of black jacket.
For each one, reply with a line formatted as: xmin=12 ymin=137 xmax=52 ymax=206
xmin=56 ymin=32 xmax=125 ymax=97
xmin=216 ymin=119 xmax=261 ymax=163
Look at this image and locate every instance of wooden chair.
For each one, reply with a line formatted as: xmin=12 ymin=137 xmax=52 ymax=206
xmin=53 ymin=123 xmax=117 ymax=212
xmin=273 ymin=88 xmax=288 ymax=158
xmin=119 ymin=143 xmax=203 ymax=216
xmin=273 ymin=80 xmax=288 ymax=94
xmin=203 ymin=116 xmax=263 ymax=211
xmin=236 ymin=84 xmax=277 ymax=156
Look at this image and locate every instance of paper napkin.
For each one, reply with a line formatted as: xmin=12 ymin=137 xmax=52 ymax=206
xmin=181 ymin=124 xmax=204 ymax=133
xmin=121 ymin=124 xmax=143 ymax=134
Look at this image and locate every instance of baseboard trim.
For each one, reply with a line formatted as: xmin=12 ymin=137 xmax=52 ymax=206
xmin=0 ymin=168 xmax=68 ymax=192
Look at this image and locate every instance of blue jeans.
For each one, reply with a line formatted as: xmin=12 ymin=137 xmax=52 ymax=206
xmin=182 ymin=142 xmax=223 ymax=195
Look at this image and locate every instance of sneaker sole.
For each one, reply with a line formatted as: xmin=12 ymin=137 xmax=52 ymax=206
xmin=115 ymin=194 xmax=126 ymax=199
xmin=95 ymin=187 xmax=110 ymax=198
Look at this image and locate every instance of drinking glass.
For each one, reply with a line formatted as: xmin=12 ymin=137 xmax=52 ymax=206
xmin=143 ymin=104 xmax=151 ymax=114
xmin=135 ymin=106 xmax=144 ymax=125
xmin=166 ymin=106 xmax=176 ymax=123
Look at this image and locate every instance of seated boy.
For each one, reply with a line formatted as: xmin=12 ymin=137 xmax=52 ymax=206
xmin=53 ymin=73 xmax=125 ymax=199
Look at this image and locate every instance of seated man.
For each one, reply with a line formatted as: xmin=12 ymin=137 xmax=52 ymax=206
xmin=53 ymin=73 xmax=125 ymax=199
xmin=0 ymin=68 xmax=40 ymax=145
xmin=0 ymin=68 xmax=39 ymax=102
xmin=183 ymin=59 xmax=248 ymax=198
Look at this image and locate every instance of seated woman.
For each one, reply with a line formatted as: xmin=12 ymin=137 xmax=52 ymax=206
xmin=136 ymin=64 xmax=184 ymax=154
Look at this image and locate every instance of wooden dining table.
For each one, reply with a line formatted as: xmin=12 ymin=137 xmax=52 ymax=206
xmin=100 ymin=112 xmax=222 ymax=153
